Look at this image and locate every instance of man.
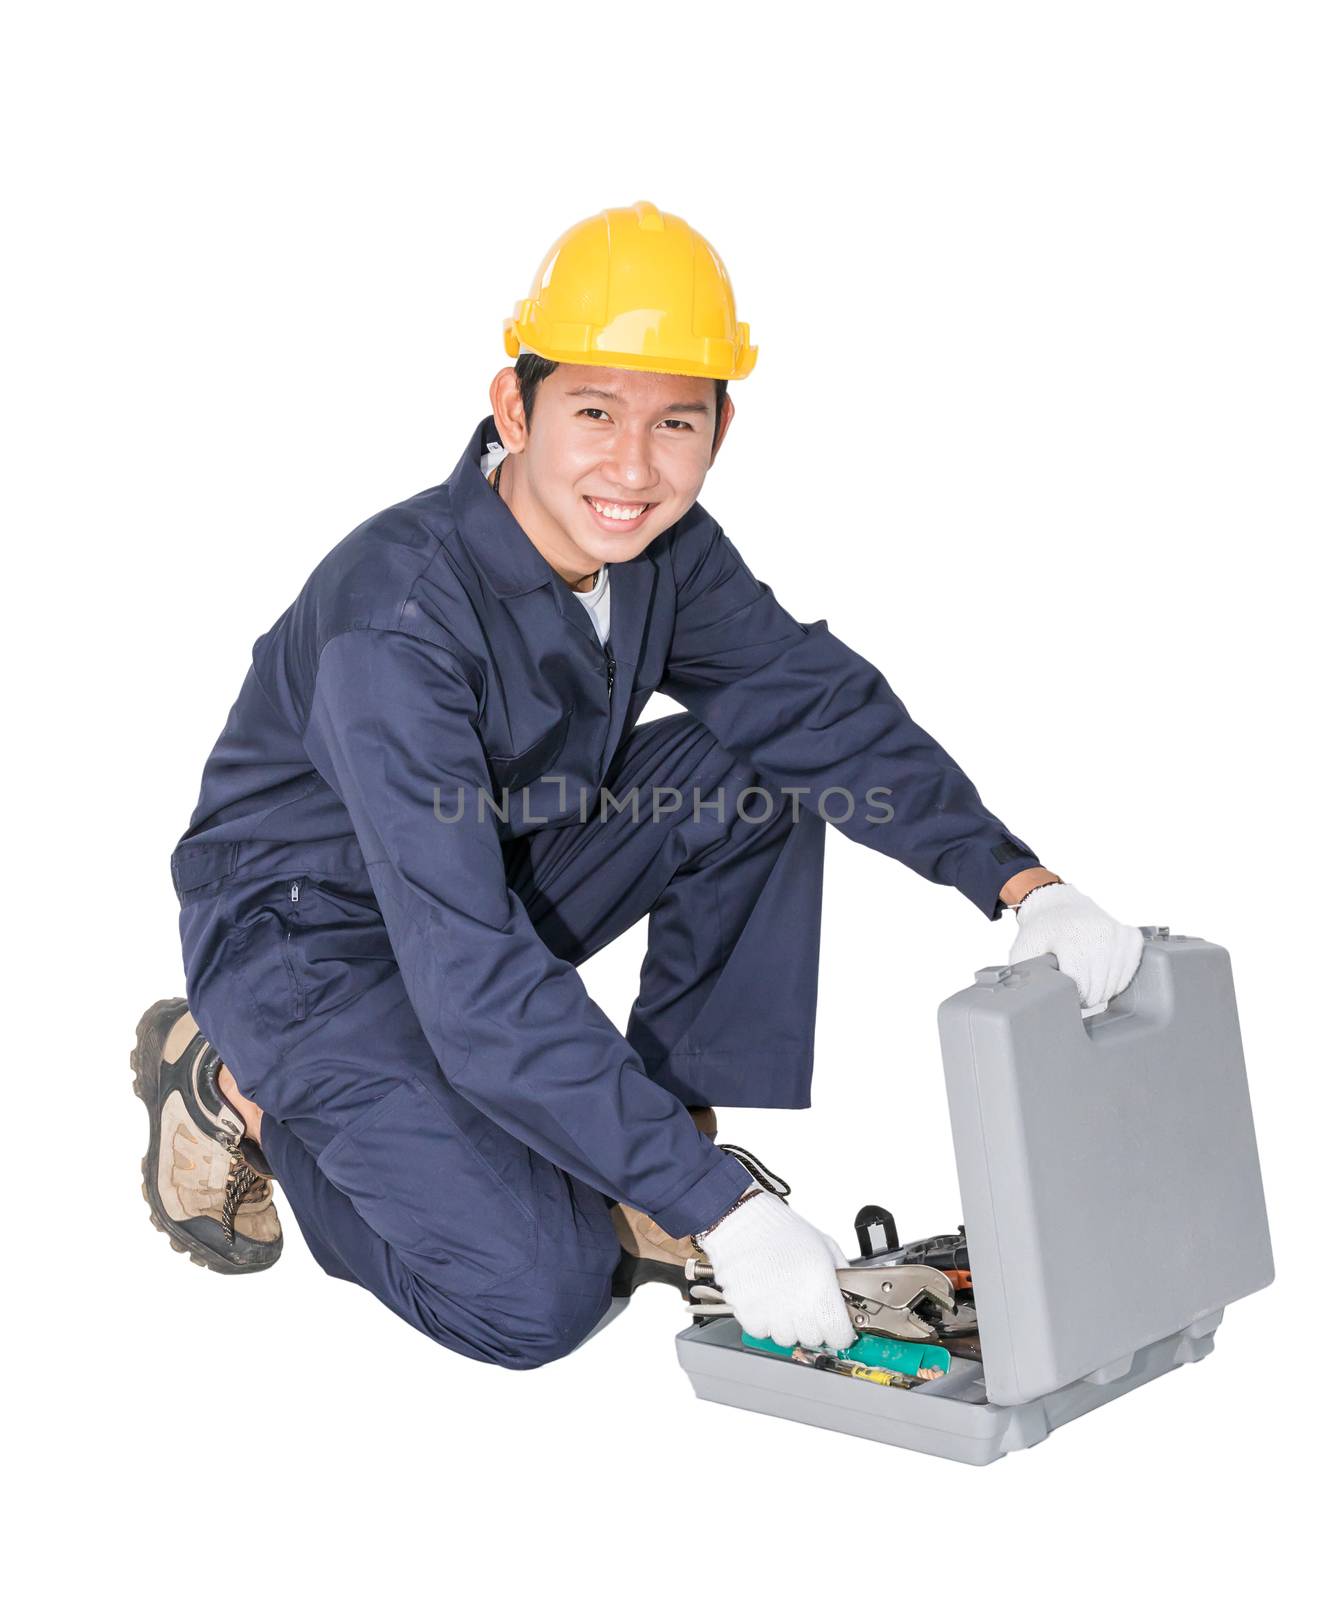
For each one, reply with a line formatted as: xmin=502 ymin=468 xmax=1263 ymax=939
xmin=134 ymin=200 xmax=1143 ymax=1366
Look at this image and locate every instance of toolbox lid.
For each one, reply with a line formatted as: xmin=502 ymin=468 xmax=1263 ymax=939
xmin=936 ymin=930 xmax=1273 ymax=1407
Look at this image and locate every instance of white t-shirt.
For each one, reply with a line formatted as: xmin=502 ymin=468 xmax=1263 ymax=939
xmin=570 ymin=561 xmax=611 ymax=646
xmin=480 ymin=442 xmax=611 ymax=645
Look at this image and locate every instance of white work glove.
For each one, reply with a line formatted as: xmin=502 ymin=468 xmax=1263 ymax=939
xmin=1009 ymin=882 xmax=1144 ymax=1011
xmin=696 ymin=1188 xmax=854 ymax=1351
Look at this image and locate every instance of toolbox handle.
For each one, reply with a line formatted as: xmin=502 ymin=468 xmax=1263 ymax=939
xmin=1005 ymin=934 xmax=1178 ymax=1045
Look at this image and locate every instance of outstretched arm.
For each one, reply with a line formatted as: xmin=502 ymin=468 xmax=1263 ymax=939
xmin=657 ymin=516 xmax=1044 ymax=919
xmin=658 ymin=516 xmax=1142 ymax=1003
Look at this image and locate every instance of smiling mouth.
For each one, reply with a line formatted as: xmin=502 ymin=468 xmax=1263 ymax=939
xmin=584 ymin=495 xmax=654 ymax=523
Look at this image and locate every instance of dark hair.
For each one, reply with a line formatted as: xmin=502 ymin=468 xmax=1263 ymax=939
xmin=514 ymin=352 xmax=728 ymax=458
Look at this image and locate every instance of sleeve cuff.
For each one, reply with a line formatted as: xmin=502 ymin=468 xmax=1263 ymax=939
xmin=954 ymin=837 xmax=1043 ymax=922
xmin=649 ymin=1148 xmax=756 ymax=1240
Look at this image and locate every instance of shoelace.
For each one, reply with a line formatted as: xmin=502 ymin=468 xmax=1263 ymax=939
xmin=217 ymin=1130 xmax=272 ymax=1244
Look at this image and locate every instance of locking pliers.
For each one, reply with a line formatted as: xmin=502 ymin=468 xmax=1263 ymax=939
xmin=686 ymin=1261 xmax=956 ymax=1342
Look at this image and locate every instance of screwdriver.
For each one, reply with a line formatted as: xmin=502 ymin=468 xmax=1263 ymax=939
xmin=789 ymin=1348 xmax=943 ymax=1388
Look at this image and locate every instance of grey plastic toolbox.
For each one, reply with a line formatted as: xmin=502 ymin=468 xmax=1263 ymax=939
xmin=675 ymin=929 xmax=1274 ymax=1465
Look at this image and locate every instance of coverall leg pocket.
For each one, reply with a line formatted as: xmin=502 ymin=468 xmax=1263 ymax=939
xmin=314 ymin=1077 xmax=540 ymax=1293
xmin=222 ymin=908 xmax=303 ymax=1099
xmin=177 ymin=891 xmax=302 ymax=1110
xmin=295 ymin=880 xmax=399 ymax=1019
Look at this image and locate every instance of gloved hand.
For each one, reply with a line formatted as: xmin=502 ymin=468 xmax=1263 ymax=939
xmin=696 ymin=1188 xmax=854 ymax=1351
xmin=1009 ymin=882 xmax=1144 ymax=1010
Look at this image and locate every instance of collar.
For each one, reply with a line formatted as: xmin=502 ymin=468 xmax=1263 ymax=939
xmin=446 ymin=412 xmax=658 ymax=671
xmin=448 ymin=414 xmax=570 ymax=597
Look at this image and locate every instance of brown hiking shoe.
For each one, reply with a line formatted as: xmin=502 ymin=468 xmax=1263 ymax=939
xmin=131 ymin=998 xmax=282 ymax=1274
xmin=609 ymin=1108 xmax=792 ymax=1299
xmin=610 ymin=1106 xmax=716 ymax=1296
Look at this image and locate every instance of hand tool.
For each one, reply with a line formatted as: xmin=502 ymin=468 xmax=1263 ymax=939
xmin=686 ymin=1259 xmax=957 ymax=1342
xmin=852 ymin=1211 xmax=973 ymax=1283
xmin=835 ymin=1264 xmax=957 ymax=1339
xmin=786 ymin=1349 xmax=947 ymax=1387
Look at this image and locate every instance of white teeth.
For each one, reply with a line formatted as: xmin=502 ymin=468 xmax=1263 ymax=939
xmin=589 ymin=498 xmax=646 ymax=522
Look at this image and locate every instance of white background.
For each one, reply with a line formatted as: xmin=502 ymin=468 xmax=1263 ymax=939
xmin=6 ymin=2 xmax=1314 ymax=1592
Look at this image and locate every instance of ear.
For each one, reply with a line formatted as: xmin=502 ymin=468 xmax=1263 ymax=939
xmin=709 ymin=393 xmax=736 ymax=464
xmin=490 ymin=367 xmax=529 ymax=452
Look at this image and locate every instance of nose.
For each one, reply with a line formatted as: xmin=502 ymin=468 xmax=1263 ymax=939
xmin=603 ymin=425 xmax=660 ymax=496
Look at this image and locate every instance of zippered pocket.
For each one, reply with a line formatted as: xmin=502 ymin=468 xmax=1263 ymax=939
xmin=281 ymin=879 xmax=305 ymax=1020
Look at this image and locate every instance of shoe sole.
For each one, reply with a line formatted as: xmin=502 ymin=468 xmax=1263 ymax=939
xmin=130 ymin=997 xmax=279 ymax=1276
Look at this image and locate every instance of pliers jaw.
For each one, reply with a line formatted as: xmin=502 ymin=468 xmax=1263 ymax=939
xmin=834 ymin=1265 xmax=957 ymax=1342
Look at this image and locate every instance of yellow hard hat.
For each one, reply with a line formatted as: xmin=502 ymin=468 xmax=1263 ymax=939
xmin=503 ymin=200 xmax=757 ymax=381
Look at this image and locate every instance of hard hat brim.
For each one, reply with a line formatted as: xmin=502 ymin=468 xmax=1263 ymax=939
xmin=504 ymin=320 xmax=757 ymax=381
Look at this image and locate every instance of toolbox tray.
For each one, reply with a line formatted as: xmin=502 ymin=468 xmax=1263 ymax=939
xmin=675 ymin=929 xmax=1274 ymax=1465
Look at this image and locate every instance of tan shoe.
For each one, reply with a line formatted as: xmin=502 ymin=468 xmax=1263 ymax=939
xmin=608 ymin=1106 xmax=717 ymax=1296
xmin=610 ymin=1105 xmax=718 ymax=1264
xmin=610 ymin=1198 xmax=704 ymax=1275
xmin=131 ymin=998 xmax=283 ymax=1274
xmin=609 ymin=1109 xmax=802 ymax=1302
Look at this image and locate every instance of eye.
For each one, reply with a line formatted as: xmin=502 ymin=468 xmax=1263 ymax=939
xmin=659 ymin=418 xmax=695 ymax=431
xmin=578 ymin=407 xmax=610 ymax=422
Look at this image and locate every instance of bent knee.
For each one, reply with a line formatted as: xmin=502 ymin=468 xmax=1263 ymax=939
xmin=399 ymin=1252 xmax=616 ymax=1371
xmin=477 ymin=1262 xmax=617 ymax=1371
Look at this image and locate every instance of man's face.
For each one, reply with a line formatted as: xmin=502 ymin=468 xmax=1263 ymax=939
xmin=490 ymin=363 xmax=733 ymax=575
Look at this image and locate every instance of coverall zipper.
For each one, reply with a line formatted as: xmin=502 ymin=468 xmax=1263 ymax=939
xmin=284 ymin=879 xmax=304 ymax=1018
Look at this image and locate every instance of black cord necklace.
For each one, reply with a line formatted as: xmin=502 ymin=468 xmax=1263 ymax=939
xmin=489 ymin=453 xmax=601 ymax=592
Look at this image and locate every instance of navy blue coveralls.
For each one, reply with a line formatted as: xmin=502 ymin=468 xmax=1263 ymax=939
xmin=171 ymin=414 xmax=1041 ymax=1368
